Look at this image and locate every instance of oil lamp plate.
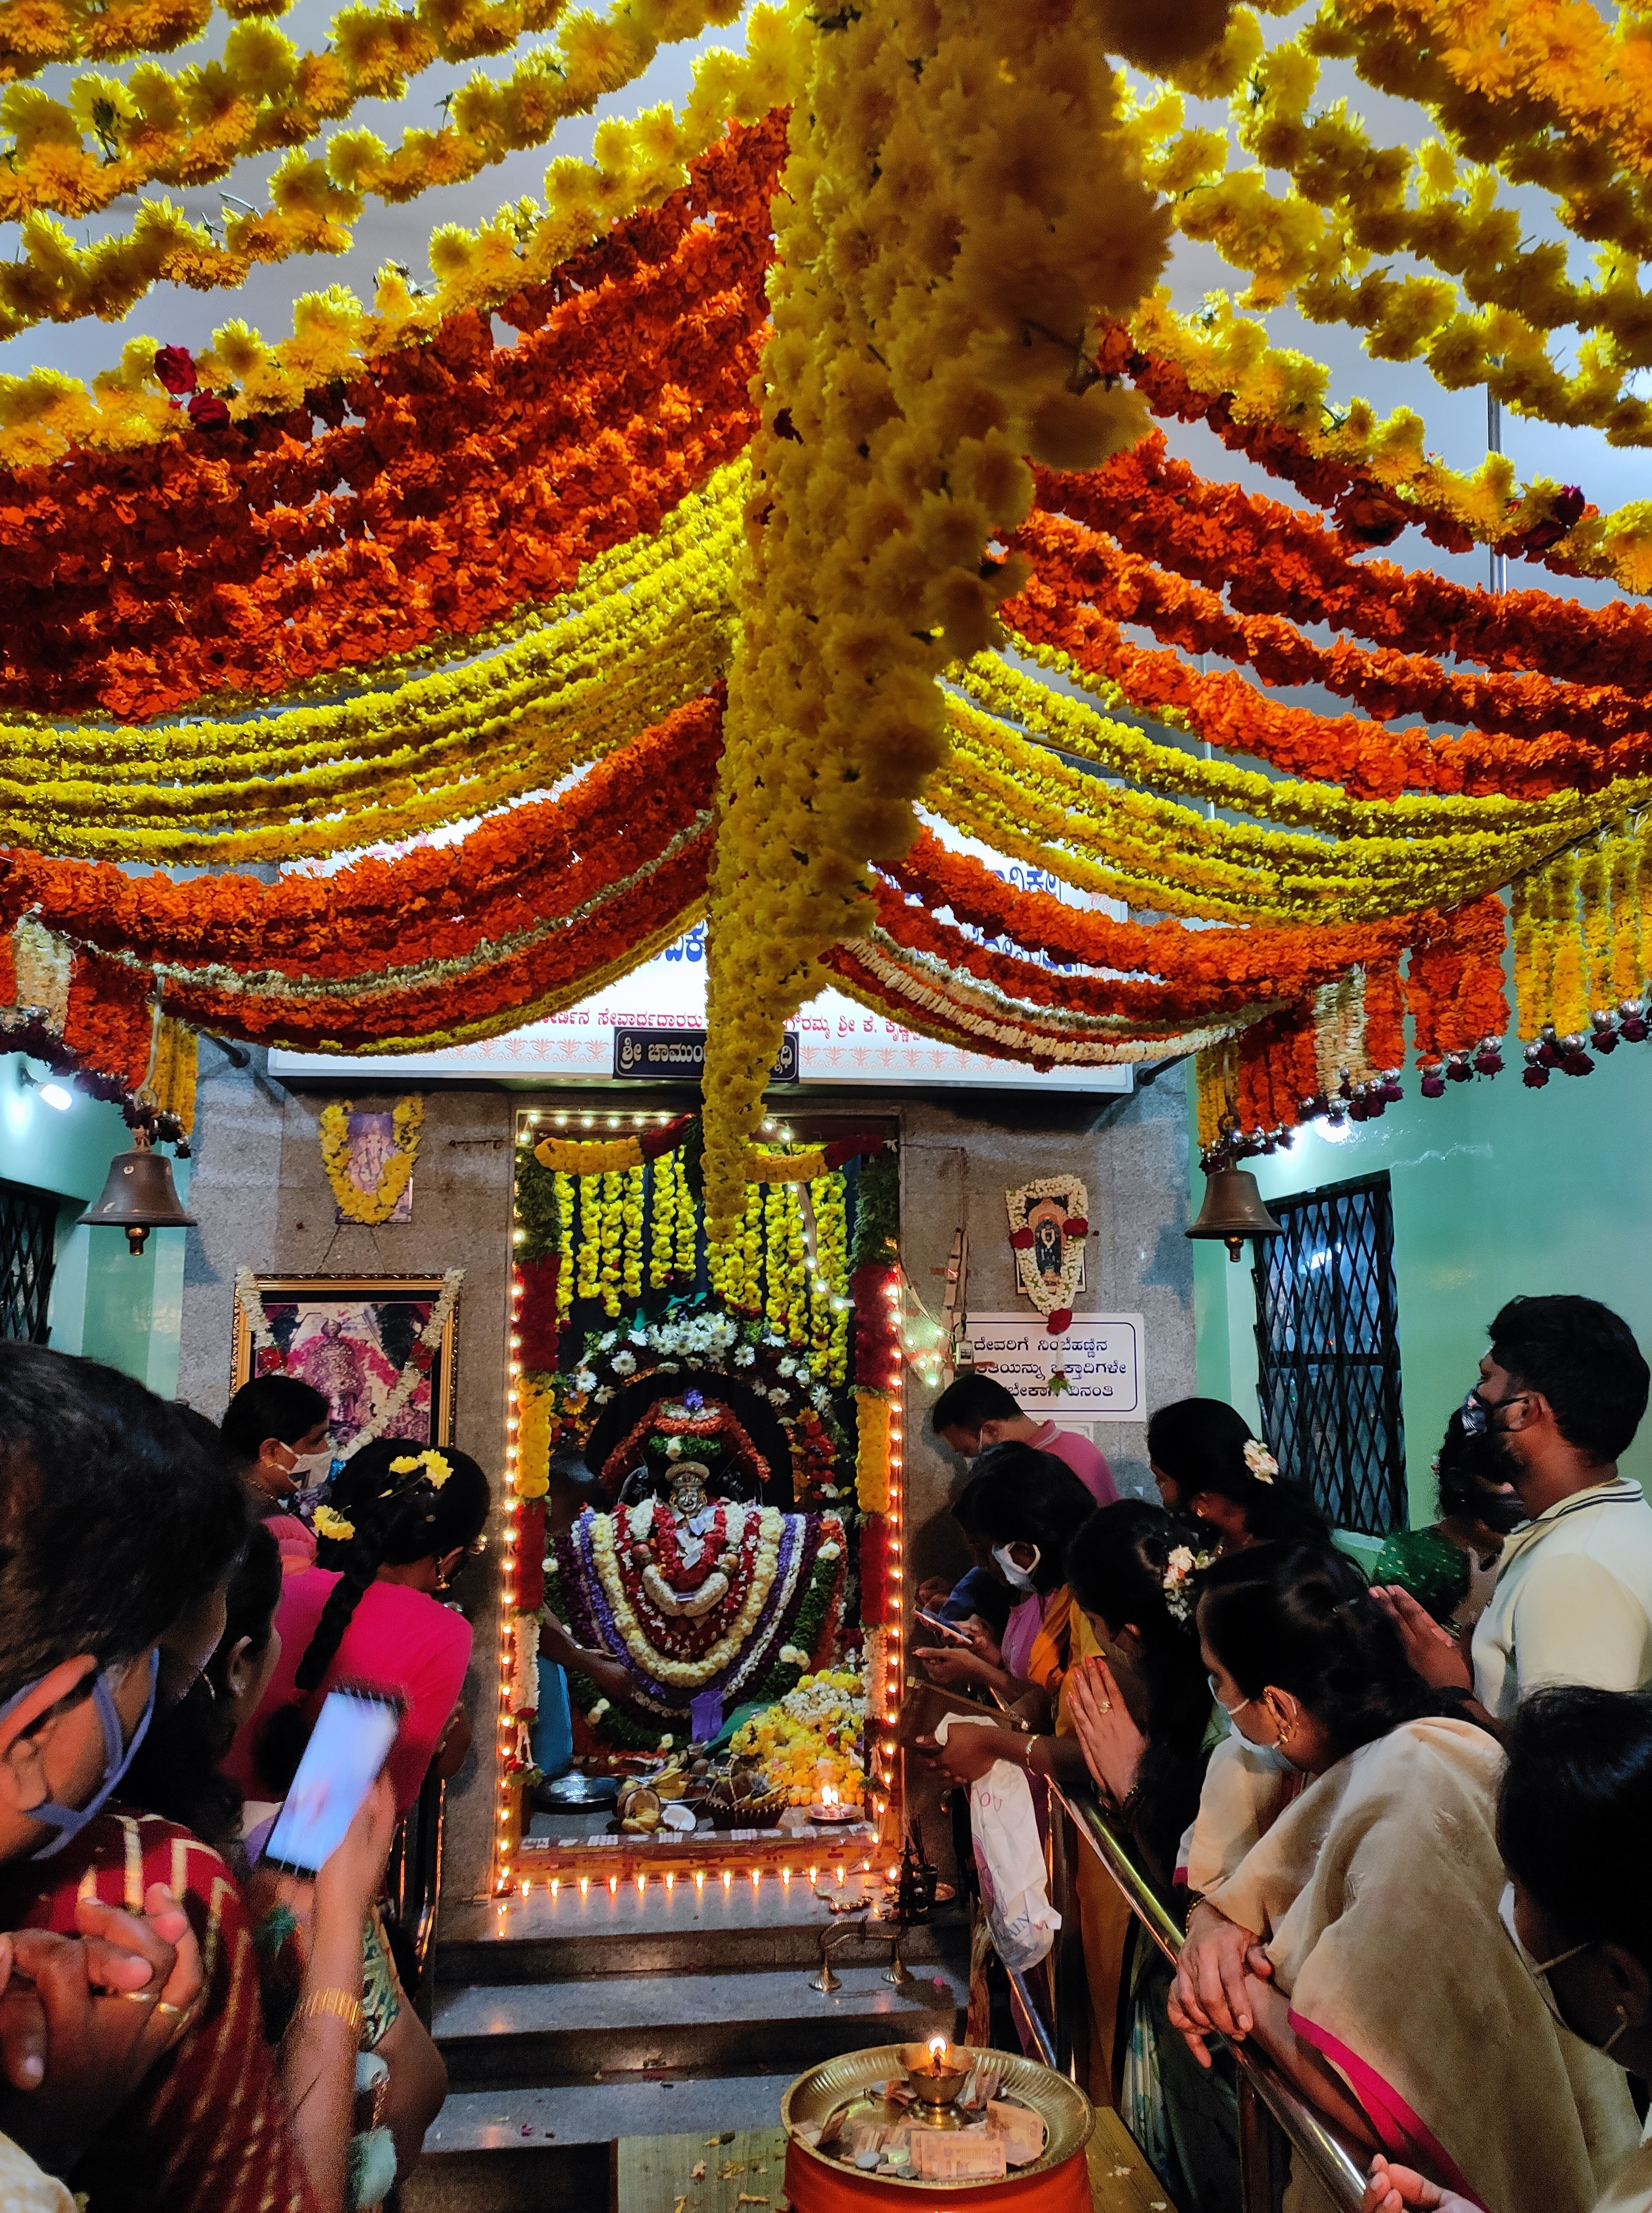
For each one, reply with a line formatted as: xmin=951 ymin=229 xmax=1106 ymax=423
xmin=781 ymin=2043 xmax=1092 ymax=2190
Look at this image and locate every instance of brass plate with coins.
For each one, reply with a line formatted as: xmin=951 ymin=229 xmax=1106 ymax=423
xmin=781 ymin=2043 xmax=1093 ymax=2191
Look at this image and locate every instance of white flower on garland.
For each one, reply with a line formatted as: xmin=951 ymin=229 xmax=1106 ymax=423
xmin=778 ymin=1357 xmax=797 ymax=1378
xmin=611 ymin=1350 xmax=636 ymax=1376
xmin=779 ymin=1645 xmax=808 ymax=1668
xmin=594 ymin=1386 xmax=613 ymax=1405
xmin=665 ymin=1435 xmax=684 ymax=1459
xmin=735 ymin=1345 xmax=756 ymax=1366
xmin=767 ymin=1387 xmax=789 ymax=1407
xmin=574 ymin=1368 xmax=598 ymax=1393
xmin=1244 ymin=1440 xmax=1279 ymax=1483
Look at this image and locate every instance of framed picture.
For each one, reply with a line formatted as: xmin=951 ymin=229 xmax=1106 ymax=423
xmin=333 ymin=1108 xmax=414 ymax=1225
xmin=231 ymin=1275 xmax=457 ymax=1452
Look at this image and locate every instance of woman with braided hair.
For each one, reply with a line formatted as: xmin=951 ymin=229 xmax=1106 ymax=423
xmin=226 ymin=1438 xmax=490 ymax=2185
xmin=228 ymin=1439 xmax=490 ymax=1817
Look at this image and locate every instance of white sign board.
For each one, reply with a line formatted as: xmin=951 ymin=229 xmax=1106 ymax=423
xmin=963 ymin=1313 xmax=1146 ymax=1423
xmin=268 ymin=814 xmax=1133 ymax=1092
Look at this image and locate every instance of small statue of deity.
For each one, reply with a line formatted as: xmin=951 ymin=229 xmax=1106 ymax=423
xmin=547 ymin=1389 xmax=846 ymax=1744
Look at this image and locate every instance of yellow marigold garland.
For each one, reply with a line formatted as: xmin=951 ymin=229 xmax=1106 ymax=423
xmin=648 ymin=1149 xmax=677 ymax=1289
xmin=575 ymin=1172 xmax=600 ymax=1300
xmin=622 ymin=1162 xmax=645 ymax=1302
xmin=555 ymin=1170 xmax=575 ymax=1321
xmin=599 ymin=1167 xmax=623 ymax=1318
xmin=854 ymin=1388 xmax=890 ymax=1516
xmin=699 ymin=0 xmax=1225 ymax=1237
xmin=516 ymin=1374 xmax=554 ymax=1501
xmin=317 ymin=1094 xmax=422 ymax=1223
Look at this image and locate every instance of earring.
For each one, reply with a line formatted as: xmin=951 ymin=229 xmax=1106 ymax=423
xmin=1271 ymin=1702 xmax=1295 ymax=1748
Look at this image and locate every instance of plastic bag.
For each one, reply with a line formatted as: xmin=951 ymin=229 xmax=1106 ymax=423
xmin=934 ymin=1714 xmax=1061 ymax=1973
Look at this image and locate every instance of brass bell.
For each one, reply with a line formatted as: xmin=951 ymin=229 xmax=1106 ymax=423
xmin=78 ymin=1124 xmax=198 ymax=1256
xmin=1185 ymin=1166 xmax=1283 ymax=1264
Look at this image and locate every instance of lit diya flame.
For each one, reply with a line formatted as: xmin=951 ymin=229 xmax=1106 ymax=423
xmin=927 ymin=2035 xmax=947 ymax=2072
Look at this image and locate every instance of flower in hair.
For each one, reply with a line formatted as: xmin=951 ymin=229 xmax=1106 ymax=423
xmin=1161 ymin=1542 xmax=1218 ymax=1623
xmin=312 ymin=1505 xmax=356 ymax=1542
xmin=389 ymin=1449 xmax=452 ymax=1489
xmin=1244 ymin=1440 xmax=1278 ymax=1483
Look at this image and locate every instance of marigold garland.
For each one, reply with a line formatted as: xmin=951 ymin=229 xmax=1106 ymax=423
xmin=699 ymin=0 xmax=1232 ymax=1237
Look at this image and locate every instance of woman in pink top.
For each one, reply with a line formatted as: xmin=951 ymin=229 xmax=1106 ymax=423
xmin=228 ymin=1438 xmax=490 ymax=1816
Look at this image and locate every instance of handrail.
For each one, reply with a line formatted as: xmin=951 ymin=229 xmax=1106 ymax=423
xmin=1051 ymin=1779 xmax=1369 ymax=2213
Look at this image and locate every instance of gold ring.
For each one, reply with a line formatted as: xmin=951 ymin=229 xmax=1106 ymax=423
xmin=153 ymin=1999 xmax=188 ymax=2019
xmin=1097 ymin=1699 xmax=1112 ymax=1712
xmin=114 ymin=1988 xmax=159 ymax=2004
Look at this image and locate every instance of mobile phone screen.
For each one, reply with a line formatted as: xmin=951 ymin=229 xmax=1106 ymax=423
xmin=261 ymin=1687 xmax=402 ymax=1877
xmin=913 ymin=1608 xmax=970 ymax=1644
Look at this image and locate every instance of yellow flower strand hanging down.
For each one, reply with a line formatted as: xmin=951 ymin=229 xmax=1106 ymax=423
xmin=317 ymin=1094 xmax=423 ymax=1223
xmin=555 ymin=1170 xmax=575 ymax=1322
xmin=702 ymin=0 xmax=1232 ymax=1236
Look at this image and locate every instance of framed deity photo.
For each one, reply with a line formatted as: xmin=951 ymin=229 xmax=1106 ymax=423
xmin=231 ymin=1275 xmax=458 ymax=1453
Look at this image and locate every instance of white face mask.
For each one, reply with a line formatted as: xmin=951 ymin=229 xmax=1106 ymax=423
xmin=280 ymin=1445 xmax=334 ymax=1487
xmin=1497 ymin=1881 xmax=1629 ymax=2058
xmin=992 ymin=1541 xmax=1040 ymax=1594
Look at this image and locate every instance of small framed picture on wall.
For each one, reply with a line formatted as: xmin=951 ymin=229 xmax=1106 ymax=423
xmin=231 ymin=1275 xmax=458 ymax=1453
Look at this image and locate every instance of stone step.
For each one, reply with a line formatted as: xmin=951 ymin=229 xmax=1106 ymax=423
xmin=438 ymin=1872 xmax=953 ymax=1984
xmin=426 ymin=2070 xmax=792 ymax=2153
xmin=431 ymin=1960 xmax=967 ymax=2093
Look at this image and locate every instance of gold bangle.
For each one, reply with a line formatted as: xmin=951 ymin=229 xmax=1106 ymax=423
xmin=294 ymin=1987 xmax=362 ymax=2037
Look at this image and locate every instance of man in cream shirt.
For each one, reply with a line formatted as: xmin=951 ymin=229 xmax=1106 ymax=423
xmin=1378 ymin=1294 xmax=1652 ymax=1726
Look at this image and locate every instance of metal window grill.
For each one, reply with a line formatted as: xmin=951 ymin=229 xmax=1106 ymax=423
xmin=0 ymin=1181 xmax=57 ymax=1345
xmin=1251 ymin=1173 xmax=1404 ymax=1538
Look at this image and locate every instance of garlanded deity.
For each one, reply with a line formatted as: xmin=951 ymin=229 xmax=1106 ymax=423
xmin=549 ymin=1386 xmax=846 ymax=1744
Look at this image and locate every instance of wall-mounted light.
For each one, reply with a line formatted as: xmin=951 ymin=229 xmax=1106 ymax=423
xmin=19 ymin=1066 xmax=72 ymax=1112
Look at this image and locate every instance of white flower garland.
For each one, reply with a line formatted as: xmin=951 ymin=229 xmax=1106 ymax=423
xmin=232 ymin=1264 xmax=464 ymax=1460
xmin=588 ymin=1504 xmax=785 ymax=1688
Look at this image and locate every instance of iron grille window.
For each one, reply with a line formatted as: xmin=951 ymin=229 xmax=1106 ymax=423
xmin=0 ymin=1181 xmax=57 ymax=1345
xmin=1251 ymin=1172 xmax=1403 ymax=1537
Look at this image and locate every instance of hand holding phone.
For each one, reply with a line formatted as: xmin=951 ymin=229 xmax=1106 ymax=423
xmin=913 ymin=1607 xmax=972 ymax=1646
xmin=262 ymin=1687 xmax=402 ymax=1879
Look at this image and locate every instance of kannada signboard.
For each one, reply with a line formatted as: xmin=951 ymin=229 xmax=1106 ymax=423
xmin=613 ymin=1029 xmax=799 ymax=1082
xmin=962 ymin=1313 xmax=1146 ymax=1423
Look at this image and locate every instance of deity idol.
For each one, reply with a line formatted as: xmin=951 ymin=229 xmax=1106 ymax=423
xmin=548 ymin=1386 xmax=847 ymax=1743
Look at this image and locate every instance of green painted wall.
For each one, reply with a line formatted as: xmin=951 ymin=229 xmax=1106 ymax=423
xmin=1188 ymin=1047 xmax=1652 ymax=1528
xmin=0 ymin=1057 xmax=187 ymax=1393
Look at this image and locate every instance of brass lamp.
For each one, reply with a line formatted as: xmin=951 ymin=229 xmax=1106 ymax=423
xmin=1185 ymin=1167 xmax=1283 ymax=1263
xmin=78 ymin=1124 xmax=198 ymax=1256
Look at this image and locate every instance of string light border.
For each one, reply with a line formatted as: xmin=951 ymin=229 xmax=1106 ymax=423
xmin=492 ymin=1103 xmax=904 ymax=1897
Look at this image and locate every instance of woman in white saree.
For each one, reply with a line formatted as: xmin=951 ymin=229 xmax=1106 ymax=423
xmin=1365 ymin=1684 xmax=1652 ymax=2213
xmin=1169 ymin=1547 xmax=1638 ymax=2213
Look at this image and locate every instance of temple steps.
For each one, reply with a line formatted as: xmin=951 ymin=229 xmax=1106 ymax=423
xmin=406 ymin=1873 xmax=969 ymax=2212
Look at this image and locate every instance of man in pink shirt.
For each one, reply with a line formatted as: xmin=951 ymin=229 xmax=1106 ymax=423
xmin=929 ymin=1374 xmax=1117 ymax=1507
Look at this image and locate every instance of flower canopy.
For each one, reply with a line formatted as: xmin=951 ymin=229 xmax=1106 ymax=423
xmin=3 ymin=0 xmax=1651 ymax=1218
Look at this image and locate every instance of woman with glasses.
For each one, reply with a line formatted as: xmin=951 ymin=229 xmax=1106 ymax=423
xmin=1365 ymin=1684 xmax=1652 ymax=2213
xmin=1169 ymin=1544 xmax=1637 ymax=2213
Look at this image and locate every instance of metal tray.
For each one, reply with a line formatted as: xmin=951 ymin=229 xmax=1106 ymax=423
xmin=781 ymin=2044 xmax=1092 ymax=2192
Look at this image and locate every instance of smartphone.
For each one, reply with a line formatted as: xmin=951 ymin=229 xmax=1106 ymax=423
xmin=261 ymin=1686 xmax=403 ymax=1877
xmin=913 ymin=1607 xmax=973 ymax=1646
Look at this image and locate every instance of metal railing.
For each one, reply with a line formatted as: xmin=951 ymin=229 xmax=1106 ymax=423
xmin=384 ymin=1768 xmax=446 ymax=2027
xmin=1049 ymin=1780 xmax=1367 ymax=2213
